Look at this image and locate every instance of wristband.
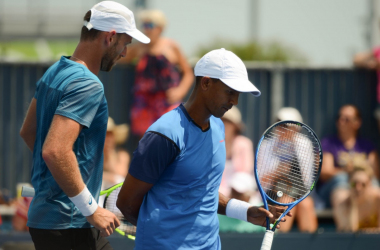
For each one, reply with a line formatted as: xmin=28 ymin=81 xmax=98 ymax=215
xmin=69 ymin=186 xmax=98 ymax=216
xmin=226 ymin=198 xmax=251 ymax=222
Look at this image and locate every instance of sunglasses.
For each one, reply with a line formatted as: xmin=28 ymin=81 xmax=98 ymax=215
xmin=350 ymin=181 xmax=368 ymax=188
xmin=338 ymin=116 xmax=358 ymax=123
xmin=143 ymin=22 xmax=156 ymax=30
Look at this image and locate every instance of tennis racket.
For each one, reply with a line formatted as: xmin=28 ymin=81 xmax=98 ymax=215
xmin=21 ymin=182 xmax=136 ymax=240
xmin=254 ymin=120 xmax=322 ymax=250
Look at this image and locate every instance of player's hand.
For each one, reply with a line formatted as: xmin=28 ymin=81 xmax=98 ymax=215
xmin=86 ymin=207 xmax=121 ymax=237
xmin=247 ymin=205 xmax=292 ymax=229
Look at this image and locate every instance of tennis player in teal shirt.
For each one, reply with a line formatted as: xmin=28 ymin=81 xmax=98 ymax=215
xmin=20 ymin=1 xmax=149 ymax=249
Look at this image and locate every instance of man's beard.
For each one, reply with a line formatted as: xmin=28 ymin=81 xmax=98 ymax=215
xmin=100 ymin=43 xmax=118 ymax=72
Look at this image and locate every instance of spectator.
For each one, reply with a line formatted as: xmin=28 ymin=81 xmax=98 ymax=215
xmin=334 ymin=162 xmax=380 ymax=232
xmin=102 ymin=117 xmax=130 ymax=189
xmin=219 ymin=106 xmax=255 ymax=197
xmin=275 ymin=107 xmax=318 ymax=233
xmin=318 ymin=104 xmax=380 ymax=217
xmin=100 ymin=117 xmax=130 ymax=207
xmin=353 ymin=48 xmax=380 ymax=132
xmin=218 ymin=172 xmax=264 ymax=233
xmin=120 ymin=9 xmax=194 ymax=139
xmin=0 ymin=189 xmax=11 ymax=229
xmin=12 ymin=196 xmax=33 ymax=231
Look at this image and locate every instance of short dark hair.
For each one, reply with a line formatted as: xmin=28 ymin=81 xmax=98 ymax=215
xmin=337 ymin=104 xmax=362 ymax=120
xmin=195 ymin=76 xmax=220 ymax=86
xmin=80 ymin=11 xmax=103 ymax=41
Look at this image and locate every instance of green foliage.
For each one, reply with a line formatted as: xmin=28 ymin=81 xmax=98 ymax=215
xmin=0 ymin=40 xmax=77 ymax=61
xmin=196 ymin=39 xmax=307 ymax=63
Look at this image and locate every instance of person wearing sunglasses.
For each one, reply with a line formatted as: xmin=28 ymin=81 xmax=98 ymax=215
xmin=334 ymin=163 xmax=380 ymax=232
xmin=120 ymin=9 xmax=194 ymax=143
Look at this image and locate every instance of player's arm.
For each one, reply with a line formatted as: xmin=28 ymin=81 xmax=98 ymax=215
xmin=117 ymin=131 xmax=179 ymax=225
xmin=20 ymin=98 xmax=37 ymax=152
xmin=42 ymin=114 xmax=86 ymax=196
xmin=117 ymin=174 xmax=153 ymax=226
xmin=42 ymin=114 xmax=120 ymax=236
xmin=166 ymin=40 xmax=194 ymax=104
xmin=217 ymin=192 xmax=290 ymax=229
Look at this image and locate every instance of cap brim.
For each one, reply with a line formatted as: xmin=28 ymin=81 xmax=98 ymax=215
xmin=126 ymin=29 xmax=150 ymax=44
xmin=220 ymin=78 xmax=261 ymax=97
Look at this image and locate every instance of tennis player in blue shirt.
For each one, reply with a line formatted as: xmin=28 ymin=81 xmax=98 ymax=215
xmin=19 ymin=1 xmax=149 ymax=249
xmin=117 ymin=48 xmax=291 ymax=249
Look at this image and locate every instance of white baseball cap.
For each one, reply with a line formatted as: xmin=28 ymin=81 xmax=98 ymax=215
xmin=194 ymin=48 xmax=260 ymax=96
xmin=276 ymin=107 xmax=303 ymax=123
xmin=84 ymin=1 xmax=150 ymax=44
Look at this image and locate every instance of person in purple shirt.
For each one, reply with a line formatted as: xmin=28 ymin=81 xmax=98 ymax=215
xmin=317 ymin=105 xmax=380 ymax=213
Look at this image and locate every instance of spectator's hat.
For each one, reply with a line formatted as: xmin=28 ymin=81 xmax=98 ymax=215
xmin=276 ymin=107 xmax=303 ymax=123
xmin=230 ymin=172 xmax=256 ymax=194
xmin=85 ymin=1 xmax=150 ymax=44
xmin=222 ymin=106 xmax=244 ymax=133
xmin=194 ymin=48 xmax=261 ymax=96
xmin=107 ymin=117 xmax=129 ymax=145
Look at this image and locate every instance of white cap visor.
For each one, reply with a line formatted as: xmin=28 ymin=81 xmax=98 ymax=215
xmin=220 ymin=78 xmax=261 ymax=96
xmin=126 ymin=28 xmax=150 ymax=44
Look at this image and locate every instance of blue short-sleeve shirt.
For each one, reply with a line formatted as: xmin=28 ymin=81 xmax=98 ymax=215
xmin=129 ymin=104 xmax=226 ymax=250
xmin=27 ymin=56 xmax=108 ymax=229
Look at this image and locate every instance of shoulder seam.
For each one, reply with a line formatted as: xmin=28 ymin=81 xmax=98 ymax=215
xmin=148 ymin=131 xmax=180 ymax=153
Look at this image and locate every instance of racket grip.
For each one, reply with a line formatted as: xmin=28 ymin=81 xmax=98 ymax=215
xmin=260 ymin=230 xmax=274 ymax=250
xmin=21 ymin=186 xmax=35 ymax=197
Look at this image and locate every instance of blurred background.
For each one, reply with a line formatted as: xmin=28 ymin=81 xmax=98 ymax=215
xmin=1 ymin=0 xmax=380 ymax=249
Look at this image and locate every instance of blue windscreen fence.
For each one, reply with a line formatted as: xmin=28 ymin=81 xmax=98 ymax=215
xmin=0 ymin=62 xmax=378 ymax=196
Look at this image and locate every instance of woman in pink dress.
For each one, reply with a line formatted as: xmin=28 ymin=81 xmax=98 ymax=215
xmin=120 ymin=10 xmax=194 ymax=138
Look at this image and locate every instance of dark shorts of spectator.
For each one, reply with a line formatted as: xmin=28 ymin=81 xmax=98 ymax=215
xmin=316 ymin=173 xmax=349 ymax=208
xmin=29 ymin=227 xmax=112 ymax=250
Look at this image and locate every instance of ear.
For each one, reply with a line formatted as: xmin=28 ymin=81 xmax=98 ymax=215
xmin=200 ymin=77 xmax=212 ymax=91
xmin=105 ymin=30 xmax=117 ymax=46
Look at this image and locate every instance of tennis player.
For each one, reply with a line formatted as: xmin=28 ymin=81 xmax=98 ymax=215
xmin=19 ymin=1 xmax=149 ymax=249
xmin=117 ymin=48 xmax=291 ymax=249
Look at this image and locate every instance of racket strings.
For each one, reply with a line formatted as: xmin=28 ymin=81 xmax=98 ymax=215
xmin=259 ymin=135 xmax=319 ymax=189
xmin=257 ymin=123 xmax=321 ymax=204
xmin=104 ymin=186 xmax=137 ymax=236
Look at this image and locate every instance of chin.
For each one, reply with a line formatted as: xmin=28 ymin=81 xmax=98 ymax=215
xmin=100 ymin=64 xmax=115 ymax=72
xmin=213 ymin=111 xmax=225 ymax=118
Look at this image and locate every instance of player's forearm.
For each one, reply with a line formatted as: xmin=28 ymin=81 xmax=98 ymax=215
xmin=42 ymin=149 xmax=85 ymax=197
xmin=117 ymin=204 xmax=139 ymax=226
xmin=217 ymin=192 xmax=230 ymax=215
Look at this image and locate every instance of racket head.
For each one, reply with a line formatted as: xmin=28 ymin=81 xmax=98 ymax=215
xmin=102 ymin=183 xmax=136 ymax=239
xmin=253 ymin=120 xmax=322 ymax=229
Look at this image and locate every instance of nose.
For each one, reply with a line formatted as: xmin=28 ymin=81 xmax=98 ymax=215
xmin=230 ymin=93 xmax=239 ymax=106
xmin=120 ymin=46 xmax=127 ymax=58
